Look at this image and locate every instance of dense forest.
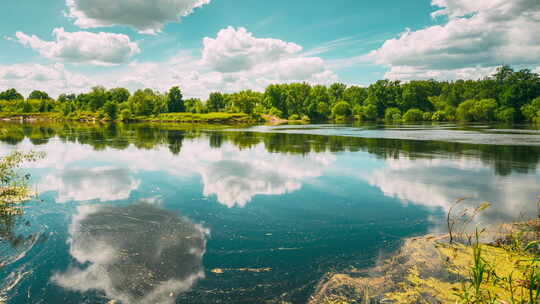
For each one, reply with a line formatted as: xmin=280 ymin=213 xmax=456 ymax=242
xmin=1 ymin=65 xmax=540 ymax=123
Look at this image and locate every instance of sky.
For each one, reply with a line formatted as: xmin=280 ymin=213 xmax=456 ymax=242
xmin=1 ymin=0 xmax=539 ymax=98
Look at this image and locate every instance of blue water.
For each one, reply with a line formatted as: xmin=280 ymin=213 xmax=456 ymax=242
xmin=0 ymin=122 xmax=538 ymax=303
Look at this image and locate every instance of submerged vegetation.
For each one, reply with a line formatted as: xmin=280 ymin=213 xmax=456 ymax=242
xmin=311 ymin=199 xmax=540 ymax=304
xmin=310 ymin=204 xmax=540 ymax=304
xmin=0 ymin=151 xmax=42 ymax=248
xmin=1 ymin=66 xmax=540 ymax=123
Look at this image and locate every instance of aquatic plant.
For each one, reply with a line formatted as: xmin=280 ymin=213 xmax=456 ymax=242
xmin=0 ymin=150 xmax=43 ymax=246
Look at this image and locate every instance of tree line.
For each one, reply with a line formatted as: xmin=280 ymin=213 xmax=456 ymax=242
xmin=1 ymin=65 xmax=540 ymax=123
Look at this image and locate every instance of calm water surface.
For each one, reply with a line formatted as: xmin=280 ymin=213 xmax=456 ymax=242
xmin=0 ymin=122 xmax=539 ymax=303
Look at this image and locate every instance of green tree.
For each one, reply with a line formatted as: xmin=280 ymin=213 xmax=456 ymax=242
xmin=362 ymin=104 xmax=378 ymax=121
xmin=87 ymin=86 xmax=108 ymax=111
xmin=0 ymin=89 xmax=24 ymax=101
xmin=332 ymin=101 xmax=352 ymax=117
xmin=384 ymin=107 xmax=402 ymax=121
xmin=344 ymin=86 xmax=367 ymax=107
xmin=366 ymin=80 xmax=402 ymax=118
xmin=58 ymin=93 xmax=76 ymax=103
xmin=328 ymin=83 xmax=347 ymax=104
xmin=109 ymin=88 xmax=130 ymax=103
xmin=521 ymin=97 xmax=540 ymax=122
xmin=264 ymin=84 xmax=288 ymax=116
xmin=103 ymin=101 xmax=118 ymax=120
xmin=403 ymin=109 xmax=424 ymax=122
xmin=206 ymin=92 xmax=225 ymax=112
xmin=28 ymin=90 xmax=50 ymax=100
xmin=229 ymin=90 xmax=262 ymax=114
xmin=457 ymin=99 xmax=497 ymax=122
xmin=167 ymin=86 xmax=184 ymax=112
xmin=129 ymin=90 xmax=155 ymax=116
xmin=184 ymin=98 xmax=205 ymax=113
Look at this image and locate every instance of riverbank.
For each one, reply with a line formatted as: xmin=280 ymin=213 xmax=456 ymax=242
xmin=0 ymin=112 xmax=263 ymax=124
xmin=310 ymin=219 xmax=540 ymax=304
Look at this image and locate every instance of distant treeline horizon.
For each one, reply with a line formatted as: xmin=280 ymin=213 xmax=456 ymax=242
xmin=1 ymin=65 xmax=539 ymax=123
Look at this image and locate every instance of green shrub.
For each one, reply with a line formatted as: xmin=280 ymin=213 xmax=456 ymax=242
xmin=332 ymin=101 xmax=352 ymax=117
xmin=403 ymin=109 xmax=424 ymax=122
xmin=362 ymin=104 xmax=378 ymax=121
xmin=495 ymin=107 xmax=516 ymax=123
xmin=120 ymin=108 xmax=133 ymax=121
xmin=457 ymin=99 xmax=497 ymax=122
xmin=384 ymin=107 xmax=401 ymax=121
xmin=352 ymin=105 xmax=363 ymax=117
xmin=521 ymin=97 xmax=540 ymax=122
xmin=268 ymin=107 xmax=283 ymax=118
xmin=432 ymin=111 xmax=446 ymax=121
xmin=288 ymin=114 xmax=300 ymax=120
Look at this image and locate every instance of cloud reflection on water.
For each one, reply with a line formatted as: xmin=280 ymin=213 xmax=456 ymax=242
xmin=38 ymin=167 xmax=140 ymax=203
xmin=9 ymin=138 xmax=334 ymax=207
xmin=52 ymin=202 xmax=208 ymax=304
xmin=366 ymin=157 xmax=540 ymax=226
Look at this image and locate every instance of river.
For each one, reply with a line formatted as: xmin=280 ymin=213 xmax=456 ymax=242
xmin=0 ymin=122 xmax=539 ymax=303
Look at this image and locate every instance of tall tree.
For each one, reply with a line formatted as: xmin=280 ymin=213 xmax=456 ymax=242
xmin=28 ymin=90 xmax=50 ymax=100
xmin=0 ymin=89 xmax=24 ymax=101
xmin=167 ymin=86 xmax=185 ymax=112
xmin=206 ymin=92 xmax=225 ymax=112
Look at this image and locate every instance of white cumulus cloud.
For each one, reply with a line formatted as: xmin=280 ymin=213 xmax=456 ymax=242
xmin=14 ymin=28 xmax=140 ymax=65
xmin=370 ymin=0 xmax=540 ymax=80
xmin=0 ymin=63 xmax=92 ymax=97
xmin=65 ymin=0 xmax=211 ymax=34
xmin=202 ymin=26 xmax=303 ymax=73
xmin=3 ymin=27 xmax=338 ymax=99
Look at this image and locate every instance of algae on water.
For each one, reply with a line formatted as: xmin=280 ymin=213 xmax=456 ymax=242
xmin=310 ymin=220 xmax=540 ymax=304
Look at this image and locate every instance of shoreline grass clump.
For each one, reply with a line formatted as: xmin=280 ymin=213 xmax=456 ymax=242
xmin=310 ymin=199 xmax=540 ymax=304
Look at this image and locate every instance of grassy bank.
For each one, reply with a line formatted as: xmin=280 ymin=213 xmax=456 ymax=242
xmin=0 ymin=112 xmax=263 ymax=124
xmin=311 ymin=219 xmax=540 ymax=304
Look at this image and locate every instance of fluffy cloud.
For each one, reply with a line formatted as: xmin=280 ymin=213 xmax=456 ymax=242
xmin=85 ymin=27 xmax=337 ymax=98
xmin=65 ymin=0 xmax=211 ymax=34
xmin=52 ymin=203 xmax=208 ymax=304
xmin=14 ymin=28 xmax=139 ymax=65
xmin=200 ymin=27 xmax=336 ymax=85
xmin=384 ymin=66 xmax=498 ymax=82
xmin=202 ymin=27 xmax=303 ymax=73
xmin=370 ymin=0 xmax=540 ymax=80
xmin=4 ymin=26 xmax=337 ymax=99
xmin=0 ymin=63 xmax=92 ymax=97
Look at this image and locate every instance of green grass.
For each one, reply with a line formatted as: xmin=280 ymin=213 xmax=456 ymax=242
xmin=140 ymin=112 xmax=261 ymax=124
xmin=0 ymin=111 xmax=262 ymax=124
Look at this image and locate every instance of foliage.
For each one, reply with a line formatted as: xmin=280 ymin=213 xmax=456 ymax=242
xmin=384 ymin=107 xmax=402 ymax=121
xmin=0 ymin=89 xmax=24 ymax=101
xmin=167 ymin=86 xmax=184 ymax=113
xmin=403 ymin=108 xmax=424 ymax=122
xmin=0 ymin=65 xmax=539 ymax=123
xmin=522 ymin=97 xmax=540 ymax=123
xmin=206 ymin=92 xmax=225 ymax=112
xmin=103 ymin=101 xmax=118 ymax=120
xmin=331 ymin=101 xmax=352 ymax=118
xmin=0 ymin=151 xmax=43 ymax=246
xmin=28 ymin=90 xmax=50 ymax=100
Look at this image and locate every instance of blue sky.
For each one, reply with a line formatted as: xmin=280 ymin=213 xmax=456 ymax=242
xmin=1 ymin=0 xmax=539 ymax=98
